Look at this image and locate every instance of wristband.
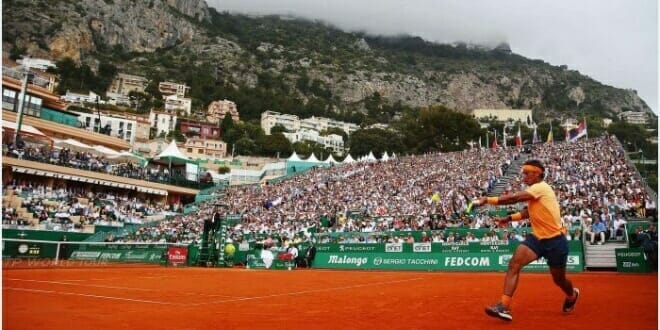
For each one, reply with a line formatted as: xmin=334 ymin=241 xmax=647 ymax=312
xmin=486 ymin=197 xmax=499 ymax=205
xmin=510 ymin=212 xmax=523 ymax=221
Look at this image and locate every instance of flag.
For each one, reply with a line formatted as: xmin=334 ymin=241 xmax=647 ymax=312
xmin=546 ymin=124 xmax=553 ymax=143
xmin=532 ymin=125 xmax=540 ymax=144
xmin=515 ymin=124 xmax=523 ymax=147
xmin=491 ymin=131 xmax=498 ymax=149
xmin=568 ymin=118 xmax=588 ymax=142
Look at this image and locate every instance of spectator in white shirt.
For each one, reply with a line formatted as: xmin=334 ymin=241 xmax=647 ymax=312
xmin=612 ymin=214 xmax=627 ymax=240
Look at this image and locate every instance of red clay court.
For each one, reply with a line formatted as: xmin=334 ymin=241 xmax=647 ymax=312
xmin=3 ymin=266 xmax=657 ymax=330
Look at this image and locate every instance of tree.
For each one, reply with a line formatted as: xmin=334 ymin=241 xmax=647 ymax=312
xmin=235 ymin=136 xmax=260 ymax=156
xmin=348 ymin=128 xmax=404 ymax=158
xmin=394 ymin=105 xmax=481 ymax=153
xmin=270 ymin=124 xmax=288 ymax=135
xmin=96 ymin=62 xmax=117 ymax=94
xmin=220 ymin=113 xmax=234 ymax=138
xmin=259 ymin=133 xmax=292 ymax=157
xmin=128 ymin=91 xmax=152 ymax=113
xmin=319 ymin=127 xmax=348 ymax=142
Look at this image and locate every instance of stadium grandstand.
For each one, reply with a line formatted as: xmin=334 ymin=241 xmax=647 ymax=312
xmin=7 ymin=133 xmax=654 ymax=272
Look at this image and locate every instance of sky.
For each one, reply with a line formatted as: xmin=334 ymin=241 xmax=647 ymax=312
xmin=208 ymin=0 xmax=658 ymax=115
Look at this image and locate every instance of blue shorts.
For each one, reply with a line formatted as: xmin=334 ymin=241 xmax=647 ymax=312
xmin=521 ymin=234 xmax=569 ymax=268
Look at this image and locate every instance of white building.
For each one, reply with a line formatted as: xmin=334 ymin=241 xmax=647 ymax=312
xmin=61 ymin=90 xmax=102 ymax=104
xmin=164 ymin=94 xmax=192 ymax=116
xmin=105 ymin=92 xmax=132 ymax=106
xmin=149 ymin=110 xmax=178 ymax=137
xmin=300 ymin=115 xmax=359 ymax=135
xmin=261 ymin=110 xmax=359 ymax=136
xmin=472 ymin=109 xmax=534 ymax=127
xmin=261 ymin=111 xmax=300 ymax=135
xmin=618 ymin=111 xmax=648 ymax=125
xmin=17 ymin=57 xmax=56 ymax=71
xmin=283 ymin=128 xmax=345 ymax=154
xmin=72 ymin=111 xmax=138 ymax=144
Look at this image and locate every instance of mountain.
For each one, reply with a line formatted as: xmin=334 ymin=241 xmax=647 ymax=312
xmin=2 ymin=0 xmax=654 ymax=124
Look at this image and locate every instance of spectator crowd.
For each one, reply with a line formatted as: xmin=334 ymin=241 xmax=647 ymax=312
xmin=4 ymin=135 xmax=656 ymax=247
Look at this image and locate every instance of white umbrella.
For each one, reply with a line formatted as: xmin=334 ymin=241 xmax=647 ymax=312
xmin=91 ymin=145 xmax=120 ymax=157
xmin=53 ymin=138 xmax=93 ymax=152
xmin=108 ymin=151 xmax=147 ymax=165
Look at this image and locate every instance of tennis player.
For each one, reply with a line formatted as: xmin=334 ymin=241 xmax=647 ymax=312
xmin=473 ymin=159 xmax=579 ymax=321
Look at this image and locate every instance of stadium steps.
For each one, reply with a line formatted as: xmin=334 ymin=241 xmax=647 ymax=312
xmin=584 ymin=241 xmax=627 ymax=268
xmin=491 ymin=154 xmax=529 ymax=195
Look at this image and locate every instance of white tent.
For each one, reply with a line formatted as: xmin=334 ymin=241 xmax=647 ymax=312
xmin=324 ymin=154 xmax=339 ymax=164
xmin=152 ymin=140 xmax=191 ymax=166
xmin=342 ymin=154 xmax=355 ymax=163
xmin=381 ymin=152 xmax=390 ymax=161
xmin=366 ymin=151 xmax=377 ymax=162
xmin=288 ymin=151 xmax=302 ymax=161
xmin=306 ymin=153 xmax=319 ymax=163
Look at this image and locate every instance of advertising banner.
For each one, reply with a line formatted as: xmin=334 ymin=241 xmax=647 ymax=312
xmin=70 ymin=248 xmax=165 ymax=263
xmin=311 ymin=241 xmax=583 ymax=272
xmin=314 ymin=252 xmax=582 ymax=272
xmin=167 ymin=246 xmax=188 ymax=266
xmin=615 ymin=248 xmax=651 ymax=273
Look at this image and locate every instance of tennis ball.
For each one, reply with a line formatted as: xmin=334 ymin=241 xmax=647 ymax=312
xmin=224 ymin=244 xmax=236 ymax=256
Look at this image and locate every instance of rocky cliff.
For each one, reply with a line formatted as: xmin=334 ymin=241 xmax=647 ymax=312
xmin=2 ymin=0 xmax=653 ymax=120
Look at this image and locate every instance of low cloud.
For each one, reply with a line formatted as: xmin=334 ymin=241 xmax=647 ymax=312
xmin=208 ymin=0 xmax=658 ymax=113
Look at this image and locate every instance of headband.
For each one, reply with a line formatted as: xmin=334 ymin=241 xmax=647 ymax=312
xmin=522 ymin=164 xmax=543 ymax=174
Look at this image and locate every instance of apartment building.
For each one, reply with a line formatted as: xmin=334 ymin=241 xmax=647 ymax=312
xmin=73 ymin=110 xmax=138 ymax=144
xmin=472 ymin=109 xmax=534 ymax=126
xmin=107 ymin=73 xmax=148 ymax=96
xmin=300 ymin=115 xmax=359 ymax=136
xmin=164 ymin=94 xmax=192 ymax=116
xmin=261 ymin=111 xmax=301 ymax=135
xmin=618 ymin=111 xmax=649 ymax=125
xmin=182 ymin=137 xmax=227 ymax=159
xmin=206 ymin=99 xmax=240 ymax=124
xmin=158 ymin=81 xmax=190 ymax=98
xmin=149 ymin=110 xmax=177 ymax=137
xmin=179 ymin=119 xmax=221 ymax=140
xmin=283 ymin=128 xmax=345 ymax=154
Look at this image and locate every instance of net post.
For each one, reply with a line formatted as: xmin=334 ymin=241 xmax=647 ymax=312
xmin=54 ymin=242 xmax=60 ymax=265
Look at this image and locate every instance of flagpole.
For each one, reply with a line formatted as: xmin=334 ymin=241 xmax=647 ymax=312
xmin=584 ymin=117 xmax=588 ymax=139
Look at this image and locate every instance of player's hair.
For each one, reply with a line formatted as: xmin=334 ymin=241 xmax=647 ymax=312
xmin=523 ymin=159 xmax=545 ymax=178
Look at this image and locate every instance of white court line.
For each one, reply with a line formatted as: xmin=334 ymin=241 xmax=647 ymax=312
xmin=3 ymin=278 xmax=243 ymax=298
xmin=4 ymin=287 xmax=185 ymax=306
xmin=60 ymin=275 xmax=171 ymax=282
xmin=190 ymin=277 xmax=424 ymax=307
xmin=5 ymin=277 xmax=424 ymax=307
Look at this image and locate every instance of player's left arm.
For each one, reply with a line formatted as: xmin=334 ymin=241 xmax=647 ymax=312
xmin=494 ymin=207 xmax=529 ymax=227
